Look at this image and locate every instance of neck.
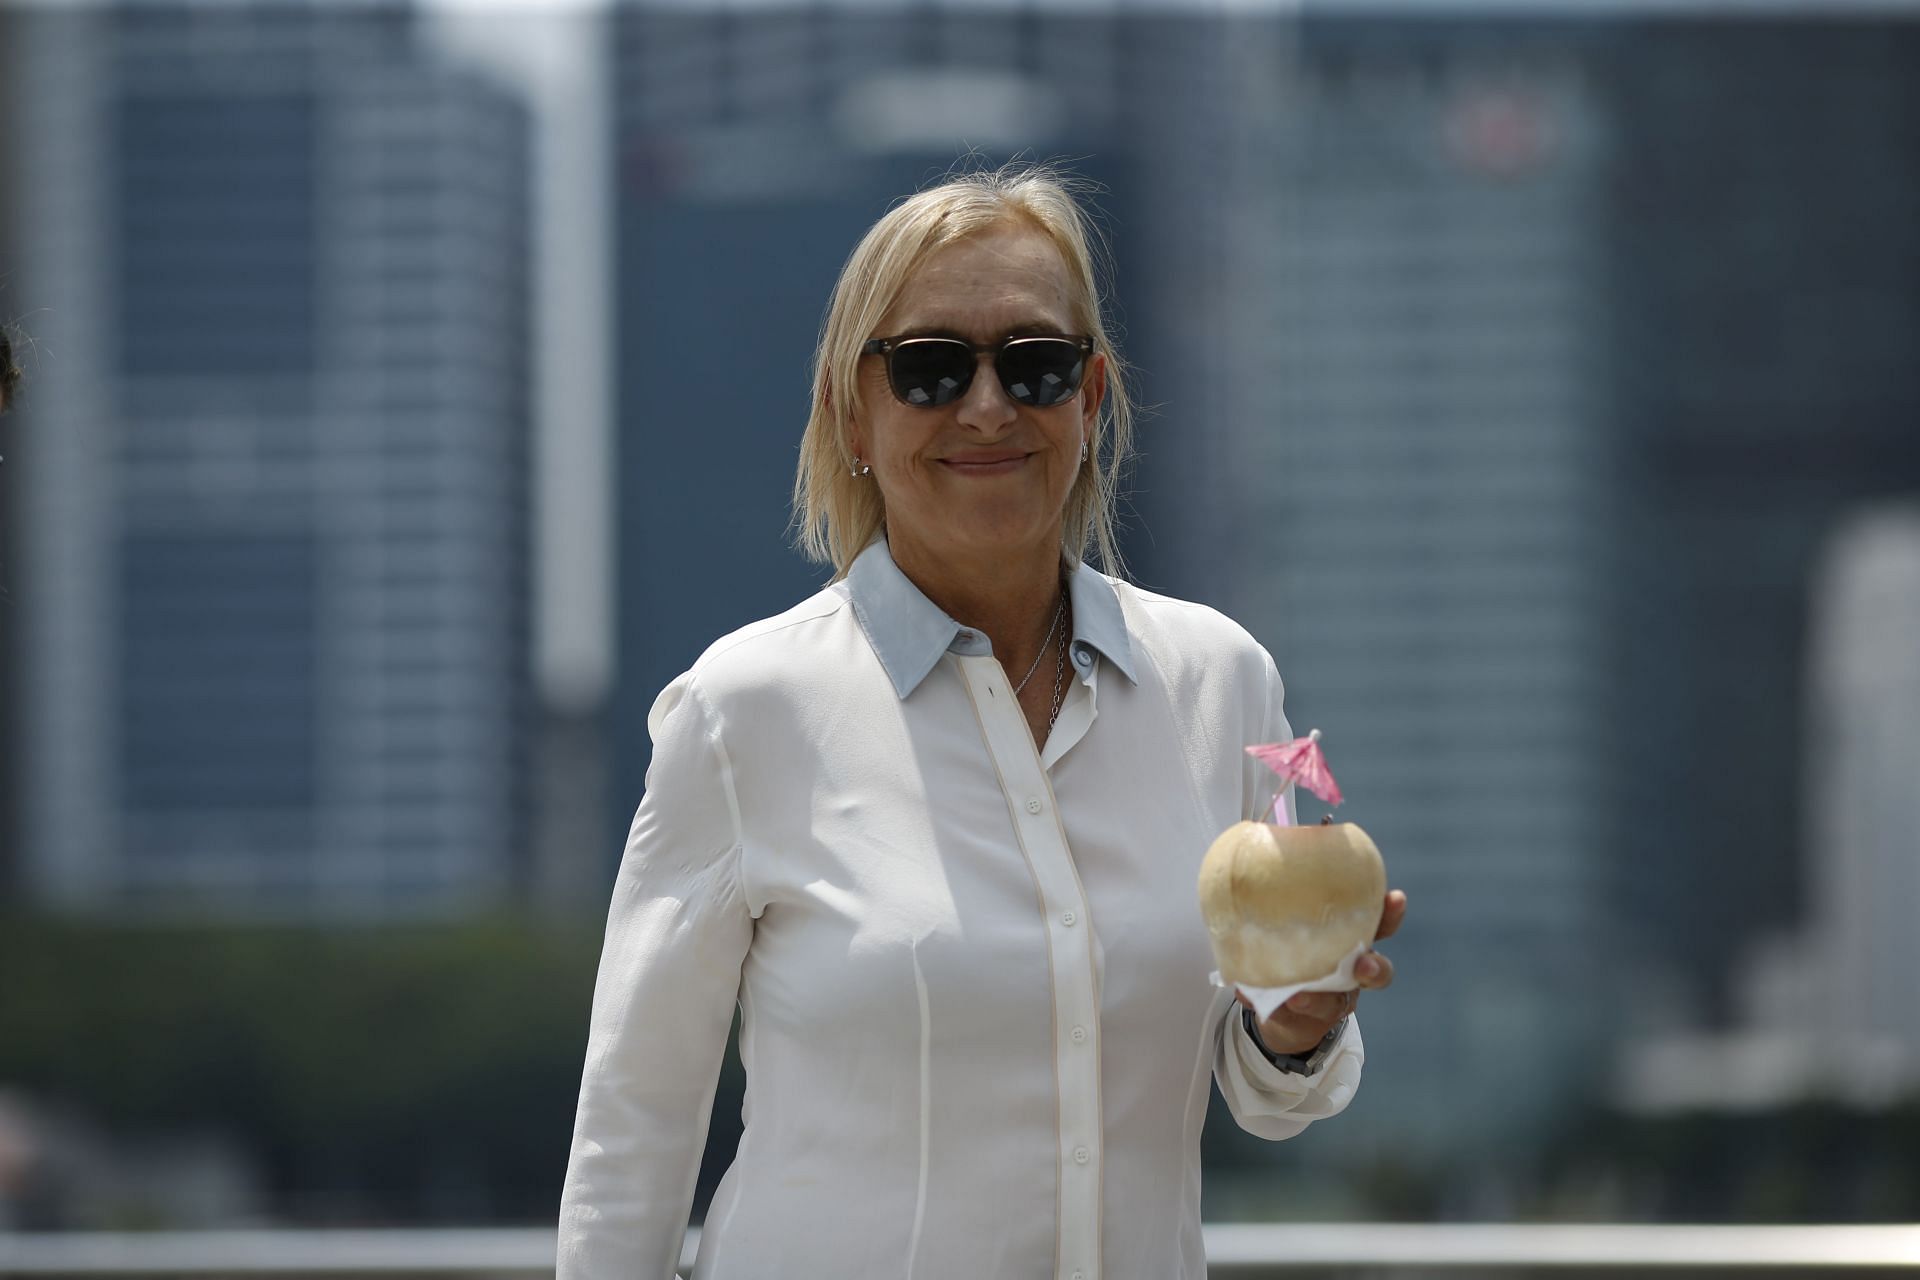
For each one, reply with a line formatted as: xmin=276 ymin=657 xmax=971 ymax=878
xmin=888 ymin=531 xmax=1067 ymax=679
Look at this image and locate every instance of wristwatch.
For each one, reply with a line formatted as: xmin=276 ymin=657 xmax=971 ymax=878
xmin=1242 ymin=1005 xmax=1348 ymax=1077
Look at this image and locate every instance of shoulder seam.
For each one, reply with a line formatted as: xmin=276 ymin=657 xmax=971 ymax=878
xmin=690 ymin=588 xmax=851 ymax=674
xmin=1113 ymin=581 xmax=1221 ymax=613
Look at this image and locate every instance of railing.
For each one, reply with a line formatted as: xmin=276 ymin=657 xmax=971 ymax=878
xmin=3 ymin=1224 xmax=1920 ymax=1277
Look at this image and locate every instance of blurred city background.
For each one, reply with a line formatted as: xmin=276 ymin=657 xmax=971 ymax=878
xmin=1 ymin=0 xmax=1918 ymax=1262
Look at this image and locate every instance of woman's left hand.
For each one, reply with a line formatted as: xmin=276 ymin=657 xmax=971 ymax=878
xmin=1236 ymin=889 xmax=1407 ymax=1057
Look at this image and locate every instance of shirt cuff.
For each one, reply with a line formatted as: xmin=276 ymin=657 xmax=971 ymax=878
xmin=1216 ymin=1003 xmax=1364 ymax=1136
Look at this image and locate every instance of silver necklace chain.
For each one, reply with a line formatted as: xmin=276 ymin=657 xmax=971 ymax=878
xmin=1013 ymin=593 xmax=1067 ymax=695
xmin=1045 ymin=593 xmax=1070 ymax=731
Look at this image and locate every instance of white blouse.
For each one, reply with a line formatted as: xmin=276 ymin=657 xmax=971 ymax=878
xmin=558 ymin=539 xmax=1365 ymax=1280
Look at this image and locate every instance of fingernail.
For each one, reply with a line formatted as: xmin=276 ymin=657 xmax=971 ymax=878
xmin=1356 ymin=956 xmax=1377 ymax=979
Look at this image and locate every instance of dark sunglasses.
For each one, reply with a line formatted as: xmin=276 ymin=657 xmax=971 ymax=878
xmin=862 ymin=334 xmax=1094 ymax=409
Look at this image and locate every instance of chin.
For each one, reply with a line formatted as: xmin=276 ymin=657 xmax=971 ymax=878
xmin=946 ymin=515 xmax=1062 ymax=557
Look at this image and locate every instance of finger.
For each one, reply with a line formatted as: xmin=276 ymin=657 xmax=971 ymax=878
xmin=1355 ymin=950 xmax=1395 ymax=991
xmin=1374 ymin=889 xmax=1408 ymax=942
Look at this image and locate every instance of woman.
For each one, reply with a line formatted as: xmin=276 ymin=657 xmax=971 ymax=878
xmin=558 ymin=166 xmax=1406 ymax=1280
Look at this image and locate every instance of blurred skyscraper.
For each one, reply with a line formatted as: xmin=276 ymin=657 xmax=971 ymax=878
xmin=1800 ymin=508 xmax=1920 ymax=1060
xmin=1202 ymin=39 xmax=1617 ymax=1157
xmin=1737 ymin=505 xmax=1920 ymax=1095
xmin=1618 ymin=504 xmax=1920 ymax=1115
xmin=9 ymin=6 xmax=534 ymax=915
xmin=1602 ymin=22 xmax=1920 ymax=1022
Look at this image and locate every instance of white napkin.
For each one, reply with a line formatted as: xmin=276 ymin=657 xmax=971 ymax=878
xmin=1210 ymin=939 xmax=1372 ymax=1023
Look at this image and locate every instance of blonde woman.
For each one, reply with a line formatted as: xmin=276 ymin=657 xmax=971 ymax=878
xmin=558 ymin=166 xmax=1406 ymax=1280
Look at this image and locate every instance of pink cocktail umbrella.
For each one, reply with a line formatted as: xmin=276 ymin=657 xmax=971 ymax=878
xmin=1245 ymin=729 xmax=1344 ymax=825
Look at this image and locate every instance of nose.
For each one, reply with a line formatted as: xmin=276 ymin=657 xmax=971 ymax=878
xmin=952 ymin=352 xmax=1018 ymax=433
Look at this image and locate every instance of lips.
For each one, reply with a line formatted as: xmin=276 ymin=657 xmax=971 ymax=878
xmin=940 ymin=452 xmax=1030 ymax=473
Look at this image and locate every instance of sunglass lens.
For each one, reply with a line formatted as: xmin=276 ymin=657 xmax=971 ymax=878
xmin=999 ymin=340 xmax=1085 ymax=407
xmin=889 ymin=341 xmax=973 ymax=407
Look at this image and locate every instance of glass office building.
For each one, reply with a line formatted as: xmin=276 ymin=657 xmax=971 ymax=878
xmin=12 ymin=6 xmax=534 ymax=915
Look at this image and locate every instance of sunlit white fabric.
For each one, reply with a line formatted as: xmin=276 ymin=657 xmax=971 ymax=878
xmin=558 ymin=539 xmax=1364 ymax=1280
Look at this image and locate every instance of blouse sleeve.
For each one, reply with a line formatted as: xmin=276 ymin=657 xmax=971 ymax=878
xmin=1210 ymin=648 xmax=1367 ymax=1139
xmin=558 ymin=671 xmax=754 ymax=1280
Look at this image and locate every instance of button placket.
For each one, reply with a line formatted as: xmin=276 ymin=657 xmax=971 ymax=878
xmin=956 ymin=656 xmax=1102 ymax=1280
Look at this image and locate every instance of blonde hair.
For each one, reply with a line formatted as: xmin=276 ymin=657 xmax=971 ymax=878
xmin=791 ymin=163 xmax=1135 ymax=580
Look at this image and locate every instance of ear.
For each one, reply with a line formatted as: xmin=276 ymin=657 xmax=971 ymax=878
xmin=848 ymin=417 xmax=870 ymax=464
xmin=827 ymin=369 xmax=869 ymax=463
xmin=1080 ymin=349 xmax=1108 ymax=436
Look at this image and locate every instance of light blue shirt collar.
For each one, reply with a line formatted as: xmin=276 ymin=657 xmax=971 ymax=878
xmin=845 ymin=537 xmax=1138 ymax=699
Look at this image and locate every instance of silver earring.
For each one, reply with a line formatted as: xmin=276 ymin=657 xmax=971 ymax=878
xmin=1080 ymin=441 xmax=1089 ymax=465
xmin=850 ymin=457 xmax=871 ymax=477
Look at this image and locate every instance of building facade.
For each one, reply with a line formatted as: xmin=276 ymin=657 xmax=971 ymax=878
xmin=11 ymin=5 xmax=533 ymax=915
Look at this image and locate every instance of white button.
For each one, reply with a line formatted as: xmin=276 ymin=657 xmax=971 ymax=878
xmin=1025 ymin=797 xmax=1043 ymax=815
xmin=1073 ymin=1146 xmax=1090 ymax=1165
xmin=1071 ymin=1025 xmax=1087 ymax=1043
xmin=1061 ymin=911 xmax=1077 ymax=927
xmin=1072 ymin=1272 xmax=1086 ymax=1280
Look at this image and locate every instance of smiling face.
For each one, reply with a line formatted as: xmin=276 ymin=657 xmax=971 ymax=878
xmin=850 ymin=224 xmax=1106 ymax=575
